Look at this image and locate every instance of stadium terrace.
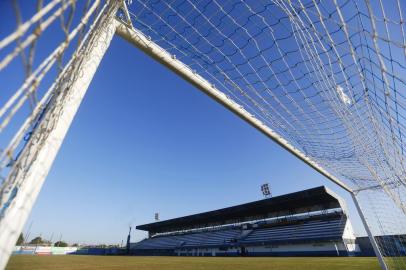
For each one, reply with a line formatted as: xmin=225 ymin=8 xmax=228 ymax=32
xmin=131 ymin=186 xmax=359 ymax=256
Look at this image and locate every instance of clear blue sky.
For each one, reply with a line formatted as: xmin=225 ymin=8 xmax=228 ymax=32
xmin=22 ymin=33 xmax=366 ymax=245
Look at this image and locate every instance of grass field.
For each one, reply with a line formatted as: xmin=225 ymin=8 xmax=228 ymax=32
xmin=6 ymin=255 xmax=380 ymax=270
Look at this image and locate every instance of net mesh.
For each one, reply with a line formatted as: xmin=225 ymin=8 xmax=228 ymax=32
xmin=1 ymin=0 xmax=406 ymax=268
xmin=0 ymin=0 xmax=106 ymax=184
xmin=128 ymin=0 xmax=406 ymax=193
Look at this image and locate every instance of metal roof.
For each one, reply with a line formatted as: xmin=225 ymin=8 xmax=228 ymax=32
xmin=136 ymin=186 xmax=343 ymax=233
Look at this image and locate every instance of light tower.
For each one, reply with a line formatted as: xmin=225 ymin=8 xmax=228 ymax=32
xmin=261 ymin=183 xmax=271 ymax=198
xmin=126 ymin=226 xmax=131 ymax=255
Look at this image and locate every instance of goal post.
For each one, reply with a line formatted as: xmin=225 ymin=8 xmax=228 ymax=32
xmin=0 ymin=1 xmax=120 ymax=268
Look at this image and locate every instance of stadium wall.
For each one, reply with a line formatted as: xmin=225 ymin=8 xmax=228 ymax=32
xmin=13 ymin=246 xmax=127 ymax=256
xmin=12 ymin=246 xmax=78 ymax=255
xmin=342 ymin=219 xmax=360 ymax=254
xmin=174 ymin=241 xmax=350 ymax=257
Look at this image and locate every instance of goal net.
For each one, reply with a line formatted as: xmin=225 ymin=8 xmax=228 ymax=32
xmin=1 ymin=0 xmax=406 ymax=269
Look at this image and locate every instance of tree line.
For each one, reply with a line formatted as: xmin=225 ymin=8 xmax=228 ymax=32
xmin=16 ymin=233 xmax=71 ymax=247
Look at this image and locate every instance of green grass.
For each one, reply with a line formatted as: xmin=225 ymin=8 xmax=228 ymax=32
xmin=6 ymin=255 xmax=380 ymax=270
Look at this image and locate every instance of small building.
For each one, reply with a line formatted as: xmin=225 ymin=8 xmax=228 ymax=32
xmin=131 ymin=186 xmax=359 ymax=256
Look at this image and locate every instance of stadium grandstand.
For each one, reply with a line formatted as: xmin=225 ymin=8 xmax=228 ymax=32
xmin=131 ymin=186 xmax=359 ymax=256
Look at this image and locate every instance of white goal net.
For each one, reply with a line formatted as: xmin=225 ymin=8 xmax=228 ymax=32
xmin=1 ymin=0 xmax=406 ymax=269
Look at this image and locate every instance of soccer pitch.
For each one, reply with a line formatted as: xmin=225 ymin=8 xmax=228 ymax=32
xmin=6 ymin=255 xmax=380 ymax=270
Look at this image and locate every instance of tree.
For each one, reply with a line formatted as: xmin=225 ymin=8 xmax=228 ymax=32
xmin=29 ymin=236 xmax=44 ymax=245
xmin=16 ymin=233 xmax=24 ymax=245
xmin=54 ymin=241 xmax=68 ymax=247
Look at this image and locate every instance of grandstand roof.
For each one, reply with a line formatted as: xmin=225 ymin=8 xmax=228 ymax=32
xmin=137 ymin=186 xmax=344 ymax=234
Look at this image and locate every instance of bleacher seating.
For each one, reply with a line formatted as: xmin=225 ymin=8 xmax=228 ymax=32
xmin=240 ymin=218 xmax=346 ymax=244
xmin=134 ymin=229 xmax=240 ymax=249
xmin=131 ymin=187 xmax=357 ymax=256
xmin=133 ymin=216 xmax=346 ymax=250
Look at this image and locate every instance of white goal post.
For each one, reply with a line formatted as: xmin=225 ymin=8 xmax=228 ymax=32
xmin=0 ymin=1 xmax=121 ymax=268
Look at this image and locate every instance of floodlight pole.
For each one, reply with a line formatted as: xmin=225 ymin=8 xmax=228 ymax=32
xmin=115 ymin=22 xmax=388 ymax=270
xmin=0 ymin=2 xmax=121 ymax=269
xmin=351 ymin=193 xmax=388 ymax=270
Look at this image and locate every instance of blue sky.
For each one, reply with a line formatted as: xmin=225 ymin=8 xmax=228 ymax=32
xmin=22 ymin=33 xmax=366 ymax=245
